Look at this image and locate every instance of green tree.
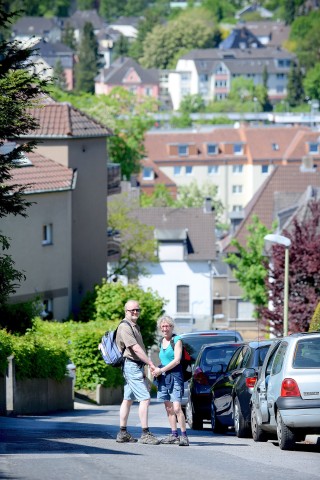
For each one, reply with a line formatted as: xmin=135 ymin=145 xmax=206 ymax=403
xmin=129 ymin=10 xmax=160 ymax=61
xmin=141 ymin=10 xmax=218 ymax=69
xmin=304 ymin=63 xmax=320 ymax=102
xmin=175 ymin=180 xmax=224 ymax=221
xmin=61 ymin=21 xmax=76 ymax=51
xmin=112 ymin=34 xmax=130 ymax=61
xmin=107 ymin=193 xmax=158 ymax=280
xmin=287 ymin=62 xmax=305 ymax=107
xmin=0 ymin=6 xmax=48 ymax=308
xmin=53 ymin=58 xmax=67 ymax=90
xmin=289 ymin=11 xmax=320 ymax=71
xmin=179 ymin=93 xmax=206 ymax=114
xmin=99 ymin=0 xmax=126 ymax=21
xmin=75 ymin=22 xmax=101 ymax=94
xmin=140 ymin=184 xmax=175 ymax=207
xmin=224 ymin=215 xmax=276 ymax=316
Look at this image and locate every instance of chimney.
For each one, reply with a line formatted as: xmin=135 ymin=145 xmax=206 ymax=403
xmin=300 ymin=155 xmax=316 ymax=172
xmin=204 ymin=197 xmax=213 ymax=213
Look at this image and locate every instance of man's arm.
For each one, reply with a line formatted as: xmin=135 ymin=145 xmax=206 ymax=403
xmin=132 ymin=343 xmax=156 ymax=370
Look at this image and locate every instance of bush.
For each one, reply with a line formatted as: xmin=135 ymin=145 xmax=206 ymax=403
xmin=0 ymin=300 xmax=40 ymax=334
xmin=0 ymin=329 xmax=12 ymax=373
xmin=309 ymin=302 xmax=320 ymax=331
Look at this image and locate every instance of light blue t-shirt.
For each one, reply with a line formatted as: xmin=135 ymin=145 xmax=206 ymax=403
xmin=159 ymin=335 xmax=181 ymax=366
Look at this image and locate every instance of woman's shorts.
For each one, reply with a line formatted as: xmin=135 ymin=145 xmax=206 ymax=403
xmin=157 ymin=375 xmax=183 ymax=403
xmin=123 ymin=360 xmax=150 ymax=402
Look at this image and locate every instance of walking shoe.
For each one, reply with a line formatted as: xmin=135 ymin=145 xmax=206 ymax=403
xmin=179 ymin=435 xmax=189 ymax=446
xmin=160 ymin=434 xmax=180 ymax=444
xmin=139 ymin=431 xmax=160 ymax=445
xmin=116 ymin=430 xmax=138 ymax=443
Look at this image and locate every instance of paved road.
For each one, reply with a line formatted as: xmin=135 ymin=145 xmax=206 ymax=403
xmin=0 ymin=399 xmax=319 ymax=480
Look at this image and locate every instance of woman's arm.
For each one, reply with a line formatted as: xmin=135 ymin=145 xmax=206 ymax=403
xmin=154 ymin=339 xmax=182 ymax=376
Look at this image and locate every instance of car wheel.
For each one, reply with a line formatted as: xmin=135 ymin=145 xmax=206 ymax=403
xmin=186 ymin=400 xmax=203 ymax=430
xmin=234 ymin=397 xmax=251 ymax=438
xmin=276 ymin=410 xmax=296 ymax=450
xmin=210 ymin=398 xmax=227 ymax=433
xmin=251 ymin=406 xmax=268 ymax=442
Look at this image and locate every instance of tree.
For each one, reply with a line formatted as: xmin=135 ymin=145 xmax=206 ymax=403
xmin=141 ymin=10 xmax=218 ymax=69
xmin=99 ymin=0 xmax=126 ymax=22
xmin=290 ymin=11 xmax=320 ymax=71
xmin=259 ymin=201 xmax=320 ymax=336
xmin=287 ymin=62 xmax=305 ymax=107
xmin=140 ymin=184 xmax=175 ymax=207
xmin=224 ymin=215 xmax=275 ymax=315
xmin=75 ymin=22 xmax=101 ymax=94
xmin=0 ymin=6 xmax=48 ymax=307
xmin=53 ymin=58 xmax=67 ymax=90
xmin=129 ymin=10 xmax=160 ymax=62
xmin=304 ymin=63 xmax=320 ymax=102
xmin=61 ymin=21 xmax=76 ymax=51
xmin=309 ymin=301 xmax=320 ymax=331
xmin=112 ymin=34 xmax=130 ymax=61
xmin=107 ymin=194 xmax=158 ymax=281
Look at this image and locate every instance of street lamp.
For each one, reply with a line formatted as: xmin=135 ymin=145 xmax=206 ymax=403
xmin=264 ymin=234 xmax=291 ymax=337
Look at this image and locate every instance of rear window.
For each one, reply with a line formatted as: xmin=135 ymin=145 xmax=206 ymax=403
xmin=200 ymin=345 xmax=240 ymax=371
xmin=293 ymin=338 xmax=320 ymax=368
xmin=182 ymin=334 xmax=242 ymax=362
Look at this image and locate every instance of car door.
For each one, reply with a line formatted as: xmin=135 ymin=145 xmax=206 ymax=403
xmin=254 ymin=342 xmax=281 ymax=423
xmin=212 ymin=346 xmax=244 ymax=424
xmin=265 ymin=342 xmax=288 ymax=424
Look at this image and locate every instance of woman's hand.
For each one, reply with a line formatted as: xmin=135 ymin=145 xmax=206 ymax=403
xmin=153 ymin=367 xmax=162 ymax=377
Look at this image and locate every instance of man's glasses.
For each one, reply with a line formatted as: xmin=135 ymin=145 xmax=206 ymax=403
xmin=127 ymin=309 xmax=141 ymax=313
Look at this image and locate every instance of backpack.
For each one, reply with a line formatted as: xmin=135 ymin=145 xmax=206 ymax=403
xmin=98 ymin=320 xmax=135 ymax=367
xmin=165 ymin=334 xmax=192 ymax=382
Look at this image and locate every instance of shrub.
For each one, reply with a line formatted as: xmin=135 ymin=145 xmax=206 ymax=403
xmin=0 ymin=329 xmax=12 ymax=373
xmin=309 ymin=302 xmax=320 ymax=331
xmin=0 ymin=300 xmax=40 ymax=334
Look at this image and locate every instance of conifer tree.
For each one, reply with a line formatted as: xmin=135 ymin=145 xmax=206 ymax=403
xmin=75 ymin=22 xmax=101 ymax=94
xmin=61 ymin=21 xmax=76 ymax=51
xmin=287 ymin=62 xmax=304 ymax=107
xmin=53 ymin=58 xmax=67 ymax=90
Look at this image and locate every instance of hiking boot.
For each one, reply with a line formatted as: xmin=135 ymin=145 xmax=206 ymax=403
xmin=116 ymin=430 xmax=138 ymax=443
xmin=160 ymin=434 xmax=180 ymax=444
xmin=179 ymin=435 xmax=189 ymax=446
xmin=140 ymin=431 xmax=160 ymax=445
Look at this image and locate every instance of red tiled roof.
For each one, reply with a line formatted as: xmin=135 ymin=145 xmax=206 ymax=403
xmin=7 ymin=151 xmax=75 ymax=194
xmin=223 ymin=164 xmax=320 ymax=252
xmin=24 ymin=102 xmax=112 ymax=138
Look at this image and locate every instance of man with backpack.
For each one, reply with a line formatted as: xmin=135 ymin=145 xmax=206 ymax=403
xmin=115 ymin=299 xmax=160 ymax=445
xmin=153 ymin=315 xmax=190 ymax=446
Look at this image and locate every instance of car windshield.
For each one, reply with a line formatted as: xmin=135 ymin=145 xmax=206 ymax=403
xmin=182 ymin=334 xmax=241 ymax=362
xmin=200 ymin=345 xmax=240 ymax=371
xmin=293 ymin=337 xmax=320 ymax=368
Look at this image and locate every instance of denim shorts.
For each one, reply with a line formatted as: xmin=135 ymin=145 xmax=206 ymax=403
xmin=123 ymin=360 xmax=150 ymax=402
xmin=157 ymin=375 xmax=183 ymax=403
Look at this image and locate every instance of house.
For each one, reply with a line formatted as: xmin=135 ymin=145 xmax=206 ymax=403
xmin=95 ymin=57 xmax=159 ymax=100
xmin=132 ymin=204 xmax=217 ymax=333
xmin=3 ymin=99 xmax=112 ymax=320
xmin=30 ymin=39 xmax=75 ymax=90
xmin=238 ymin=21 xmax=290 ymax=47
xmin=109 ymin=16 xmax=142 ymax=41
xmin=168 ymin=47 xmax=296 ymax=109
xmin=140 ymin=124 xmax=319 ymax=227
xmin=214 ymin=158 xmax=320 ymax=339
xmin=11 ymin=16 xmax=63 ymax=44
xmin=67 ymin=9 xmax=106 ymax=43
xmin=235 ymin=3 xmax=274 ymax=19
xmin=219 ymin=26 xmax=263 ymax=50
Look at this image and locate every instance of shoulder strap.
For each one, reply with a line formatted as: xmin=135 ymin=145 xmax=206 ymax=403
xmin=120 ymin=319 xmax=136 ymax=339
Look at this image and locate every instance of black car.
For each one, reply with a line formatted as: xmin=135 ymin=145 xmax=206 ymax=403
xmin=210 ymin=340 xmax=274 ymax=437
xmin=179 ymin=330 xmax=244 ymax=412
xmin=186 ymin=342 xmax=245 ymax=430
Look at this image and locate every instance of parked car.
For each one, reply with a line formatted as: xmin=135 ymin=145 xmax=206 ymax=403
xmin=210 ymin=340 xmax=274 ymax=437
xmin=250 ymin=332 xmax=320 ymax=450
xmin=180 ymin=330 xmax=243 ymax=413
xmin=186 ymin=342 xmax=244 ymax=429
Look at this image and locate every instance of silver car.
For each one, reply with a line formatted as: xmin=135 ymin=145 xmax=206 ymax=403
xmin=250 ymin=332 xmax=320 ymax=450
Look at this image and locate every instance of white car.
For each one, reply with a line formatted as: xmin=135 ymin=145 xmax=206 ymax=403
xmin=250 ymin=332 xmax=320 ymax=450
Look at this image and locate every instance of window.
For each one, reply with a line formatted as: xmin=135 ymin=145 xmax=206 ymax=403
xmin=232 ymin=205 xmax=242 ymax=212
xmin=271 ymin=343 xmax=287 ymax=375
xmin=237 ymin=300 xmax=254 ymax=320
xmin=174 ymin=166 xmax=182 ymax=176
xmin=309 ymin=143 xmax=318 ymax=154
xmin=208 ymin=165 xmax=219 ymax=175
xmin=181 ymin=73 xmax=191 ymax=82
xmin=42 ymin=224 xmax=53 ymax=245
xmin=272 ymin=143 xmax=279 ymax=151
xmin=207 ymin=144 xmax=218 ymax=155
xmin=185 ymin=166 xmax=193 ymax=175
xmin=232 ymin=185 xmax=242 ymax=194
xmin=178 ymin=144 xmax=188 ymax=156
xmin=142 ymin=167 xmax=153 ymax=179
xmin=199 ymin=74 xmax=208 ymax=82
xmin=41 ymin=298 xmax=53 ymax=320
xmin=261 ymin=165 xmax=269 ymax=174
xmin=232 ymin=165 xmax=243 ymax=173
xmin=177 ymin=285 xmax=189 ymax=312
xmin=233 ymin=144 xmax=243 ymax=155
xmin=145 ymin=87 xmax=152 ymax=96
xmin=213 ymin=299 xmax=222 ymax=316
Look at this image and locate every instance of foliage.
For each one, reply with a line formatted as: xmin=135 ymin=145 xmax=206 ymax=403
xmin=202 ymin=0 xmax=237 ymax=22
xmin=286 ymin=62 xmax=305 ymax=107
xmin=108 ymin=193 xmax=158 ymax=280
xmin=0 ymin=328 xmax=12 ymax=373
xmin=112 ymin=35 xmax=130 ymax=61
xmin=61 ymin=21 xmax=76 ymax=51
xmin=140 ymin=184 xmax=175 ymax=207
xmin=170 ymin=112 xmax=193 ymax=128
xmin=179 ymin=94 xmax=206 ymax=114
xmin=8 ymin=0 xmax=70 ymax=17
xmin=75 ymin=21 xmax=101 ymax=93
xmin=53 ymin=58 xmax=67 ymax=90
xmin=289 ymin=10 xmax=320 ymax=71
xmin=0 ymin=6 xmax=49 ymax=308
xmin=141 ymin=9 xmax=219 ymax=69
xmin=128 ymin=10 xmax=160 ymax=61
xmin=0 ymin=298 xmax=40 ymax=334
xmin=309 ymin=302 xmax=320 ymax=332
xmin=259 ymin=201 xmax=320 ymax=336
xmin=175 ymin=180 xmax=224 ymax=221
xmin=224 ymin=215 xmax=276 ymax=316
xmin=92 ymin=280 xmax=166 ymax=348
xmin=304 ymin=64 xmax=320 ymax=102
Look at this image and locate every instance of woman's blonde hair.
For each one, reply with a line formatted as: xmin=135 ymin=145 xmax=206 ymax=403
xmin=157 ymin=315 xmax=175 ymax=330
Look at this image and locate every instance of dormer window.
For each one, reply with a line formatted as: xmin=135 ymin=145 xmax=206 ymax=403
xmin=233 ymin=143 xmax=243 ymax=155
xmin=207 ymin=143 xmax=217 ymax=155
xmin=143 ymin=167 xmax=154 ymax=180
xmin=232 ymin=165 xmax=243 ymax=173
xmin=309 ymin=142 xmax=318 ymax=154
xmin=272 ymin=143 xmax=279 ymax=151
xmin=178 ymin=144 xmax=188 ymax=156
